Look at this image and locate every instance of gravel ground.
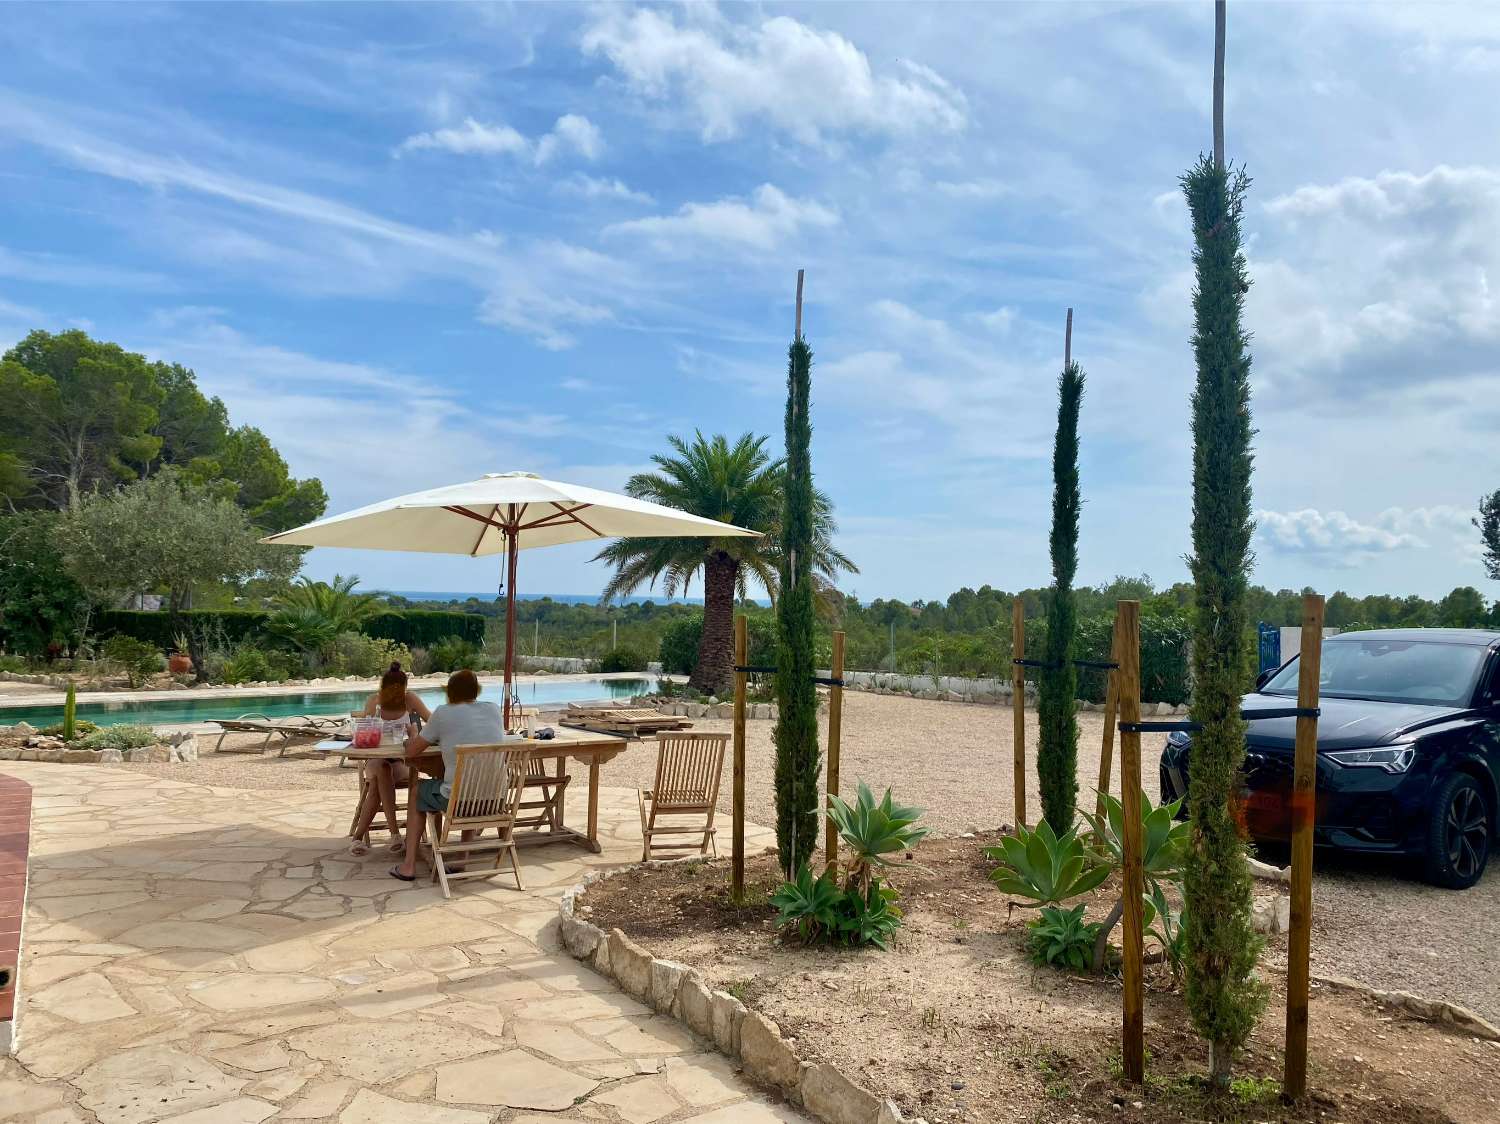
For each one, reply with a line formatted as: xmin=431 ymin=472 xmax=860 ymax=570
xmin=124 ymin=690 xmax=1500 ymax=1026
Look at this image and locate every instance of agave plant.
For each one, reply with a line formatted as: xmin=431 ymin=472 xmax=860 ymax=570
xmin=1080 ymin=789 xmax=1190 ymax=894
xmin=1077 ymin=789 xmax=1192 ymax=970
xmin=827 ymin=782 xmax=929 ymax=895
xmin=770 ymin=862 xmax=842 ymax=943
xmin=985 ymin=818 xmax=1111 ymax=907
xmin=1144 ymin=881 xmax=1189 ymax=982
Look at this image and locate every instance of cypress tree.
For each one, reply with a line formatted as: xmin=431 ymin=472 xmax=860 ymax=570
xmin=1181 ymin=153 xmax=1266 ymax=1085
xmin=1038 ymin=332 xmax=1084 ymax=833
xmin=773 ymin=310 xmax=821 ymax=878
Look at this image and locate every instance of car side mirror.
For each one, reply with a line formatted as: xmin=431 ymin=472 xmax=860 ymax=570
xmin=1255 ymin=669 xmax=1273 ymax=690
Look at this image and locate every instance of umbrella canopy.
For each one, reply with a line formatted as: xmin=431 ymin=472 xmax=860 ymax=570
xmin=263 ymin=472 xmax=760 ymax=728
xmin=262 ymin=471 xmax=758 ymax=555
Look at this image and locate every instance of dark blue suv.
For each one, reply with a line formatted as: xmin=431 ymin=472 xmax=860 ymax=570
xmin=1160 ymin=628 xmax=1500 ymax=889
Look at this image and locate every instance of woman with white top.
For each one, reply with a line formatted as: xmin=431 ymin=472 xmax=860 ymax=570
xmin=348 ymin=662 xmax=430 ymax=856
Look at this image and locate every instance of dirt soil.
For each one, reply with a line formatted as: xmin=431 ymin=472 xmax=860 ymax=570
xmin=581 ymin=836 xmax=1500 ymax=1124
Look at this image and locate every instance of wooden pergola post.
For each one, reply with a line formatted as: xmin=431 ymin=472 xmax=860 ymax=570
xmin=1117 ymin=599 xmax=1145 ymax=1083
xmin=824 ymin=631 xmax=845 ymax=872
xmin=1096 ymin=612 xmax=1123 ymax=818
xmin=731 ymin=614 xmax=747 ymax=902
xmin=1284 ymin=593 xmax=1325 ymax=1099
xmin=1010 ymin=597 xmax=1027 ymax=828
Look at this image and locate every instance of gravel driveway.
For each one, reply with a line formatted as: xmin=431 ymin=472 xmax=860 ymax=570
xmin=126 ymin=690 xmax=1500 ymax=1026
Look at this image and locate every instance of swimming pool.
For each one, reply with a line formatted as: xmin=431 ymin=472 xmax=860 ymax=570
xmin=0 ymin=677 xmax=652 ymax=729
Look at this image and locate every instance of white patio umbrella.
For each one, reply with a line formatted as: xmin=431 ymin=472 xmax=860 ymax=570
xmin=263 ymin=472 xmax=759 ymax=728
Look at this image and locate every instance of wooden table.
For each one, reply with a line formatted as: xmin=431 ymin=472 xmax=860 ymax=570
xmin=315 ymin=729 xmax=638 ymax=853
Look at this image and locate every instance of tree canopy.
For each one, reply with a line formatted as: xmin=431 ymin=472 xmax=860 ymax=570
xmin=0 ymin=329 xmax=325 ymax=533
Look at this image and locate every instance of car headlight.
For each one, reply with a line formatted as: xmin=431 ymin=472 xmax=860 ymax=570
xmin=1327 ymin=745 xmax=1416 ymax=774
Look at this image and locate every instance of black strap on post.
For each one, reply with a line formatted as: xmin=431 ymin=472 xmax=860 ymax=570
xmin=1072 ymin=659 xmax=1120 ymax=670
xmin=1012 ymin=657 xmax=1061 ymax=670
xmin=1119 ymin=706 xmax=1321 ymax=735
xmin=732 ymin=664 xmax=844 ymax=687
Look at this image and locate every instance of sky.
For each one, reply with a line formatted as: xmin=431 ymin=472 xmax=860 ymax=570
xmin=1 ymin=1 xmax=1497 ymax=603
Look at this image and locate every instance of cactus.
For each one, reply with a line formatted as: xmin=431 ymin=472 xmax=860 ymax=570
xmin=62 ymin=681 xmax=77 ymax=742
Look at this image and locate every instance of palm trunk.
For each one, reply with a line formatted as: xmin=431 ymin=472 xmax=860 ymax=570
xmin=691 ymin=551 xmax=737 ymax=696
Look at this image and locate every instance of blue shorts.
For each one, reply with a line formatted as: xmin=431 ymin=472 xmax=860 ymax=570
xmin=415 ymin=777 xmax=449 ymax=814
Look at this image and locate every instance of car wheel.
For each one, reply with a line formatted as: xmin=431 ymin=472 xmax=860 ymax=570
xmin=1423 ymin=772 xmax=1491 ymax=889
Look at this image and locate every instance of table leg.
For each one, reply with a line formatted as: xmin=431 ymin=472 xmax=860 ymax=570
xmin=553 ymin=756 xmax=566 ymax=832
xmin=586 ymin=757 xmax=602 ymax=854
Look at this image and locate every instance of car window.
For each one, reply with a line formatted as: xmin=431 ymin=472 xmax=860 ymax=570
xmin=1262 ymin=639 xmax=1487 ymax=707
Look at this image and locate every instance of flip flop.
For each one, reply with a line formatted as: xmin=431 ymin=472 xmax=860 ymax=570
xmin=388 ymin=866 xmax=416 ymax=882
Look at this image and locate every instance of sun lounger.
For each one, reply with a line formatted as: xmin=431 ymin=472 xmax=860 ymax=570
xmin=209 ymin=714 xmax=346 ymax=756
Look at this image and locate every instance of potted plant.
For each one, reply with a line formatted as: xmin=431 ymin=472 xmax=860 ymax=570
xmin=168 ymin=632 xmax=194 ymax=676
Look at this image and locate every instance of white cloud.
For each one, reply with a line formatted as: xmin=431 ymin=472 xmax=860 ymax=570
xmin=556 ymin=174 xmax=653 ymax=205
xmin=397 ymin=117 xmax=529 ymax=157
xmin=397 ymin=113 xmax=602 ymax=165
xmin=604 ymin=184 xmax=836 ymax=254
xmin=581 ymin=9 xmax=966 ymax=145
xmin=975 ymin=306 xmax=1017 ymax=333
xmin=1255 ymin=506 xmax=1478 ymax=564
xmin=1252 ymin=166 xmax=1500 ymax=402
xmin=534 ymin=114 xmax=603 ymax=164
xmin=934 ymin=178 xmax=1010 ymax=200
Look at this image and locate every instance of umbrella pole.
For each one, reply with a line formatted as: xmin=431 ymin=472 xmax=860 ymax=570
xmin=503 ymin=517 xmax=519 ymax=731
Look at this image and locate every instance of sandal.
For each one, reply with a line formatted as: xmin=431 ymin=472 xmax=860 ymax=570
xmin=348 ymin=839 xmax=370 ymax=857
xmin=388 ymin=866 xmax=416 ymax=882
xmin=386 ymin=834 xmax=405 ymax=853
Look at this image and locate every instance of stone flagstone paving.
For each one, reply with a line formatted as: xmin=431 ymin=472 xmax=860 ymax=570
xmin=0 ymin=761 xmax=806 ymax=1124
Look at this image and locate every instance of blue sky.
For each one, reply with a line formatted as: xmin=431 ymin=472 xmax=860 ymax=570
xmin=2 ymin=2 xmax=1497 ymax=602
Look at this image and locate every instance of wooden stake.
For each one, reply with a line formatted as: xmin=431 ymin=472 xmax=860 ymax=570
xmin=1064 ymin=306 xmax=1073 ymax=368
xmin=825 ymin=631 xmax=845 ymax=872
xmin=795 ymin=269 xmax=805 ymax=339
xmin=1117 ymin=599 xmax=1145 ymax=1084
xmin=1096 ymin=610 xmax=1123 ymax=819
xmin=1284 ymin=593 xmax=1324 ymax=1100
xmin=1213 ymin=0 xmax=1226 ymax=167
xmin=732 ymin=614 xmax=748 ymax=902
xmin=1011 ymin=597 xmax=1027 ymax=829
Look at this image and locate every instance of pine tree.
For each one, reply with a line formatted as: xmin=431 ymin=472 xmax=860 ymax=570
xmin=773 ymin=314 xmax=821 ymax=878
xmin=1038 ymin=339 xmax=1084 ymax=833
xmin=1181 ymin=153 xmax=1266 ymax=1086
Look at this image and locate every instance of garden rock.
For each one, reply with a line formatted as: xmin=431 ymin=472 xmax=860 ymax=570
xmin=128 ymin=745 xmax=171 ymax=764
xmin=560 ymin=914 xmax=603 ymax=961
xmin=169 ymin=738 xmax=199 ymax=763
xmin=802 ymin=1062 xmax=881 ymax=1124
xmin=738 ymin=1010 xmax=800 ymax=1091
xmin=675 ymin=976 xmax=715 ymax=1039
xmin=710 ymin=989 xmax=746 ymax=1055
xmin=608 ymin=929 xmax=652 ymax=1000
xmin=1251 ymin=895 xmax=1290 ymax=934
xmin=62 ymin=749 xmax=97 ymax=764
xmin=649 ymin=959 xmax=692 ymax=1013
xmin=12 ymin=722 xmax=35 ymax=737
xmin=99 ymin=749 xmax=123 ymax=763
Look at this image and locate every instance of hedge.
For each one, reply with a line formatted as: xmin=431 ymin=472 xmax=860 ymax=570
xmin=1020 ymin=608 xmax=1192 ymax=706
xmin=96 ymin=608 xmax=485 ymax=650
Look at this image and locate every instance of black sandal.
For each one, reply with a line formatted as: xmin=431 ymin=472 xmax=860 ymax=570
xmin=387 ymin=866 xmax=416 ymax=882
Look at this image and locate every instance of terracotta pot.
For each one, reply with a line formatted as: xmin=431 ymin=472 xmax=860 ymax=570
xmin=168 ymin=652 xmax=193 ymax=676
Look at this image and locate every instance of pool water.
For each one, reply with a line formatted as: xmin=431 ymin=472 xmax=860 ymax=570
xmin=0 ymin=677 xmax=652 ymax=729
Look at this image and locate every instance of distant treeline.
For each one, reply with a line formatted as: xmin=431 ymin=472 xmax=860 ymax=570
xmin=389 ymin=575 xmax=1500 ymax=682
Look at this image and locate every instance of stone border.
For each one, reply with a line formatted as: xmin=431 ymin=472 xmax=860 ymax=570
xmin=1312 ymin=973 xmax=1500 ymax=1041
xmin=0 ymin=729 xmax=198 ymax=765
xmin=558 ymin=862 xmax=924 ymax=1124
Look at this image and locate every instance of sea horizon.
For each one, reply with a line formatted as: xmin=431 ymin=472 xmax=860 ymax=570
xmin=384 ymin=590 xmax=745 ymax=607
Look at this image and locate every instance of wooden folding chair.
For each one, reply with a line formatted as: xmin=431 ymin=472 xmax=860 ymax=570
xmin=514 ymin=754 xmax=571 ymax=834
xmin=422 ymin=744 xmax=528 ymax=898
xmin=638 ymin=732 xmax=729 ymax=861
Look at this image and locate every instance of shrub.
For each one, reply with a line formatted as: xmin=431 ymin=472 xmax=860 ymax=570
xmin=266 ymin=607 xmax=338 ymax=657
xmin=771 ymin=863 xmax=904 ymax=951
xmin=103 ymin=635 xmax=164 ymax=688
xmin=95 ymin=607 xmax=483 ymax=651
xmin=659 ymin=613 xmax=775 ymax=679
xmin=40 ymin=719 xmax=96 ymax=739
xmin=598 ymin=646 xmax=648 ymax=673
xmin=221 ymin=646 xmax=273 ymax=685
xmin=329 ymin=632 xmax=413 ymax=678
xmin=409 ymin=646 xmax=434 ymax=676
xmin=0 ymin=655 xmax=28 ymax=673
xmin=429 ymin=636 xmax=481 ymax=673
xmin=1028 ymin=904 xmax=1100 ymax=970
xmin=78 ymin=724 xmax=157 ymax=750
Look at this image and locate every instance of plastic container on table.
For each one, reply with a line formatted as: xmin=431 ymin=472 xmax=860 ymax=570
xmin=350 ymin=717 xmax=383 ymax=749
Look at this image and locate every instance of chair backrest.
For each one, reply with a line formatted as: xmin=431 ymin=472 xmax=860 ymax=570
xmin=651 ymin=733 xmax=729 ymax=811
xmin=440 ymin=744 xmax=527 ymax=841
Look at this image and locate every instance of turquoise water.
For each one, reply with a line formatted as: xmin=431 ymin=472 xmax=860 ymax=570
xmin=0 ymin=677 xmax=651 ymax=729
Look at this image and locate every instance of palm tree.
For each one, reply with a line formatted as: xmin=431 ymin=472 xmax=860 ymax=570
xmin=595 ymin=432 xmax=855 ymax=696
xmin=267 ymin=574 xmax=383 ymax=658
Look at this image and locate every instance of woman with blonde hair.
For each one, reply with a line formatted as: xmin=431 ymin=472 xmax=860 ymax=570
xmin=348 ymin=662 xmax=430 ymax=856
